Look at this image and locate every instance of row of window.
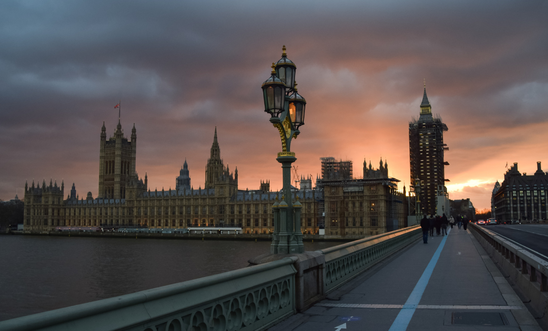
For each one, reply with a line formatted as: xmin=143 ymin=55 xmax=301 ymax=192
xmin=26 ymin=217 xmax=317 ymax=229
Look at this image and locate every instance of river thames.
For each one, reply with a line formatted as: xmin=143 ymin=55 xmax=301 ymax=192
xmin=0 ymin=235 xmax=342 ymax=321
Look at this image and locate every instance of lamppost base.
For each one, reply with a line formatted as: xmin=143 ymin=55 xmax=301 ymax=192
xmin=270 ymin=153 xmax=305 ymax=255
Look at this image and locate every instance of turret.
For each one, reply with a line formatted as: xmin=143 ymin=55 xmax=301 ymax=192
xmin=176 ymin=159 xmax=191 ymax=191
xmin=101 ymin=121 xmax=106 ymax=141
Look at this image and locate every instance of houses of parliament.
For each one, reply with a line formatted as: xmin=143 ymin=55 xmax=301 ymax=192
xmin=23 ymin=119 xmax=408 ymax=236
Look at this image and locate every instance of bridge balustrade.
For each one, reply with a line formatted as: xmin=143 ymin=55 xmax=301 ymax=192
xmin=321 ymin=226 xmax=421 ymax=292
xmin=469 ymin=223 xmax=548 ymax=327
xmin=0 ymin=226 xmax=422 ymax=331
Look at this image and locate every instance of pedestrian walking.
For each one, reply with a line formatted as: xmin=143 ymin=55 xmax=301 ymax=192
xmin=449 ymin=215 xmax=455 ymax=229
xmin=435 ymin=215 xmax=441 ymax=236
xmin=458 ymin=215 xmax=463 ymax=229
xmin=441 ymin=213 xmax=448 ymax=235
xmin=462 ymin=216 xmax=469 ymax=231
xmin=429 ymin=215 xmax=434 ymax=236
xmin=420 ymin=215 xmax=429 ymax=243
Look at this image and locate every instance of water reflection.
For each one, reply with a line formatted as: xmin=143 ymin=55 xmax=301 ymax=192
xmin=0 ymin=236 xmax=342 ymax=321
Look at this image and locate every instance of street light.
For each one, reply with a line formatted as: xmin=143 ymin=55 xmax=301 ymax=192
xmin=414 ymin=178 xmax=422 ymax=223
xmin=261 ymin=45 xmax=307 ymax=254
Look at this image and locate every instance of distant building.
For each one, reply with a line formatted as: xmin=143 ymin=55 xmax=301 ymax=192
xmin=317 ymin=157 xmax=408 ymax=236
xmin=320 ymin=157 xmax=352 ymax=180
xmin=492 ymin=162 xmax=548 ymax=223
xmin=23 ymin=122 xmax=318 ymax=235
xmin=409 ymin=86 xmax=449 ymax=216
xmin=0 ymin=194 xmax=24 ymax=232
xmin=450 ymin=198 xmax=475 ymax=220
xmin=492 ymin=181 xmax=501 ymax=219
xmin=23 ymin=121 xmax=410 ymax=237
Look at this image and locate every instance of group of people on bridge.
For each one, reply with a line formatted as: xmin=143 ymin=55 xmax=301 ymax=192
xmin=419 ymin=213 xmax=470 ymax=243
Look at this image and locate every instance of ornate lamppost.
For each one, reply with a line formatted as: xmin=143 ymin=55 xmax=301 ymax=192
xmin=261 ymin=46 xmax=307 ymax=254
xmin=414 ymin=178 xmax=422 ymax=223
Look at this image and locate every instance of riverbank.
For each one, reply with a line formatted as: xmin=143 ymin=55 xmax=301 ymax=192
xmin=4 ymin=230 xmax=358 ymax=242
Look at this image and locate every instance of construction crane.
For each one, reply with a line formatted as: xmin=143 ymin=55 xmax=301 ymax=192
xmin=292 ymin=166 xmax=299 ymax=188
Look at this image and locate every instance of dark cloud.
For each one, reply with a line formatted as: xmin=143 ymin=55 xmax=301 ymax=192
xmin=1 ymin=0 xmax=548 ymax=210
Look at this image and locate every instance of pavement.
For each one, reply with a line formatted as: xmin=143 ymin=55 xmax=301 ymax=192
xmin=269 ymin=226 xmax=543 ymax=331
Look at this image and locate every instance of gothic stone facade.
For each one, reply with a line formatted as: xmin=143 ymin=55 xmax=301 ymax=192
xmin=24 ymin=122 xmax=406 ymax=236
xmin=318 ymin=158 xmax=408 ymax=236
xmin=23 ymin=123 xmax=319 ymax=235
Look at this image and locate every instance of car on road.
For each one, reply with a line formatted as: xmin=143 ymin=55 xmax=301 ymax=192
xmin=477 ymin=219 xmax=485 ymax=225
xmin=486 ymin=218 xmax=498 ymax=225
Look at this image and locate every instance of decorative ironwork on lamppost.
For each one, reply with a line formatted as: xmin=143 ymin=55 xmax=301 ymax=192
xmin=261 ymin=45 xmax=307 ymax=254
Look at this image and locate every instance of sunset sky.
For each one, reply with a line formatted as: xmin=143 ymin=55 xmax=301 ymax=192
xmin=1 ymin=1 xmax=547 ymax=211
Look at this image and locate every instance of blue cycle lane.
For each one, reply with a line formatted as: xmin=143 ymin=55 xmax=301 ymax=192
xmin=270 ymin=227 xmax=536 ymax=330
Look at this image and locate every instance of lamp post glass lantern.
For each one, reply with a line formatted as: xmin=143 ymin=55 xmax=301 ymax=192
xmin=262 ymin=64 xmax=286 ymax=117
xmin=261 ymin=45 xmax=307 ymax=255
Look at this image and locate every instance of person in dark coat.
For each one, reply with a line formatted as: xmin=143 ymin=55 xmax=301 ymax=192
xmin=435 ymin=215 xmax=441 ymax=236
xmin=462 ymin=216 xmax=469 ymax=231
xmin=429 ymin=215 xmax=434 ymax=236
xmin=420 ymin=215 xmax=429 ymax=243
xmin=441 ymin=213 xmax=448 ymax=235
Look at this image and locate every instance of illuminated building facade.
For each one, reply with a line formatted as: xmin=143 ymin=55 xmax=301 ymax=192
xmin=23 ymin=121 xmax=408 ymax=236
xmin=492 ymin=162 xmax=548 ymax=223
xmin=23 ymin=122 xmax=318 ymax=235
xmin=409 ymin=87 xmax=449 ymax=216
xmin=318 ymin=158 xmax=408 ymax=236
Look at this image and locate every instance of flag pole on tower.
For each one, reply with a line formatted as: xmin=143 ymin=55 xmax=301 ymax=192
xmin=114 ymin=101 xmax=121 ymax=122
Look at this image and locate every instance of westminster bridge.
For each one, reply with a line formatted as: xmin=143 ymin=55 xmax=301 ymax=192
xmin=0 ymin=224 xmax=545 ymax=331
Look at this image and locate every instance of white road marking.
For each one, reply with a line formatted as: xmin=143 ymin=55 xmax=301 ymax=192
xmin=334 ymin=322 xmax=347 ymax=331
xmin=317 ymin=303 xmax=522 ymax=310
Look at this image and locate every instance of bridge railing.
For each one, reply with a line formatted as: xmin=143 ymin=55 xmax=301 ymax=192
xmin=321 ymin=226 xmax=421 ymax=292
xmin=469 ymin=223 xmax=548 ymax=326
xmin=0 ymin=226 xmax=421 ymax=331
xmin=0 ymin=257 xmax=298 ymax=331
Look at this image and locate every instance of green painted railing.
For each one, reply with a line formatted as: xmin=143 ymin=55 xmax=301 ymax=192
xmin=0 ymin=257 xmax=297 ymax=331
xmin=321 ymin=226 xmax=421 ymax=292
xmin=0 ymin=226 xmax=421 ymax=331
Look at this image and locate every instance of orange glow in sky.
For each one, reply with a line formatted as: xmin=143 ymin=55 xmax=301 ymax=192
xmin=1 ymin=1 xmax=548 ymax=213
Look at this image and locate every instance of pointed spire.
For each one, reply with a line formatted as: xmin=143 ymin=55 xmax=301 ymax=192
xmin=420 ymin=86 xmax=430 ymax=107
xmin=419 ymin=80 xmax=432 ymax=116
xmin=210 ymin=127 xmax=221 ymax=160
